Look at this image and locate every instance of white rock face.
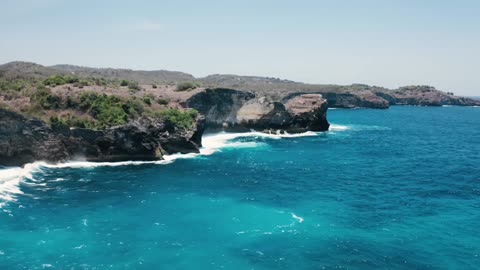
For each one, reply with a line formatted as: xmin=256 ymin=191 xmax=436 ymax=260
xmin=236 ymin=97 xmax=275 ymax=122
xmin=284 ymin=94 xmax=324 ymax=114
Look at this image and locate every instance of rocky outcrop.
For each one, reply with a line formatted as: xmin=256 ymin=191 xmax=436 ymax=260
xmin=284 ymin=94 xmax=330 ymax=131
xmin=185 ymin=88 xmax=255 ymax=129
xmin=320 ymin=92 xmax=389 ymax=109
xmin=187 ymin=88 xmax=329 ymax=132
xmin=388 ymin=86 xmax=480 ymax=106
xmin=0 ymin=88 xmax=330 ymax=166
xmin=0 ymin=108 xmax=204 ymax=166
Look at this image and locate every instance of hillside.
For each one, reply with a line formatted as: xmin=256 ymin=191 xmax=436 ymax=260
xmin=0 ymin=61 xmax=478 ymax=123
xmin=0 ymin=62 xmax=331 ymax=165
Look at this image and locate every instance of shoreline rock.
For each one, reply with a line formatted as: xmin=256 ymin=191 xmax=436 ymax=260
xmin=0 ymin=88 xmax=331 ymax=166
xmin=0 ymin=108 xmax=204 ymax=166
xmin=187 ymin=88 xmax=330 ymax=133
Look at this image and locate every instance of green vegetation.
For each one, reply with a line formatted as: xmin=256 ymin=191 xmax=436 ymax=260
xmin=0 ymin=77 xmax=31 ymax=92
xmin=157 ymin=97 xmax=168 ymax=105
xmin=153 ymin=108 xmax=197 ymax=129
xmin=5 ymin=79 xmax=197 ymax=129
xmin=30 ymin=87 xmax=63 ymax=109
xmin=42 ymin=75 xmax=120 ymax=88
xmin=143 ymin=94 xmax=154 ymax=105
xmin=176 ymin=82 xmax=200 ymax=91
xmin=79 ymin=92 xmax=141 ymax=128
xmin=49 ymin=115 xmax=95 ymax=129
xmin=128 ymin=81 xmax=141 ymax=91
xmin=73 ymin=79 xmax=90 ymax=88
xmin=0 ymin=65 xmax=201 ymax=131
xmin=43 ymin=75 xmax=79 ymax=86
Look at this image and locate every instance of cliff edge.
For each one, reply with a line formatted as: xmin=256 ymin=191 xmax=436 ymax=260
xmin=0 ymin=108 xmax=204 ymax=166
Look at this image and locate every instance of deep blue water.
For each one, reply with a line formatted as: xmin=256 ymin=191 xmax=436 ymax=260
xmin=1 ymin=106 xmax=479 ymax=269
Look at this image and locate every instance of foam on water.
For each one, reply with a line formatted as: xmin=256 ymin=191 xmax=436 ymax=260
xmin=0 ymin=127 xmax=350 ymax=207
xmin=0 ymin=163 xmax=39 ymax=207
xmin=291 ymin=213 xmax=304 ymax=223
xmin=329 ymin=124 xmax=350 ymax=131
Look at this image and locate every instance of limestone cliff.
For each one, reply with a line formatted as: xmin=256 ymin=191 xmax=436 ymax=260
xmin=186 ymin=88 xmax=329 ymax=132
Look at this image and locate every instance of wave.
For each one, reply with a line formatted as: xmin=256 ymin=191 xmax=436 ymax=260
xmin=291 ymin=213 xmax=304 ymax=223
xmin=0 ymin=163 xmax=40 ymax=208
xmin=0 ymin=128 xmax=350 ymax=207
xmin=329 ymin=124 xmax=350 ymax=131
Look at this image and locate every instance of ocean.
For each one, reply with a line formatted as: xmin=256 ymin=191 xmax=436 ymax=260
xmin=0 ymin=106 xmax=479 ymax=269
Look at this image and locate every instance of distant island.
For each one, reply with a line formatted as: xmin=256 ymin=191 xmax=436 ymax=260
xmin=0 ymin=61 xmax=478 ymax=166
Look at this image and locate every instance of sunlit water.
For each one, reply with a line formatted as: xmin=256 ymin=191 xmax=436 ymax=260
xmin=0 ymin=106 xmax=479 ymax=269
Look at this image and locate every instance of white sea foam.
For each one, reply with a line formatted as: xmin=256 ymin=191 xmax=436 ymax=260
xmin=329 ymin=124 xmax=350 ymax=131
xmin=0 ymin=163 xmax=40 ymax=207
xmin=291 ymin=213 xmax=304 ymax=223
xmin=0 ymin=127 xmax=350 ymax=207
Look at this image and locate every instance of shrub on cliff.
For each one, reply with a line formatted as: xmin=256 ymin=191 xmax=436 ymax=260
xmin=43 ymin=75 xmax=79 ymax=86
xmin=143 ymin=95 xmax=154 ymax=105
xmin=78 ymin=92 xmax=146 ymax=128
xmin=176 ymin=82 xmax=199 ymax=91
xmin=79 ymin=93 xmax=128 ymax=127
xmin=153 ymin=108 xmax=197 ymax=129
xmin=157 ymin=98 xmax=168 ymax=105
xmin=128 ymin=81 xmax=141 ymax=91
xmin=49 ymin=115 xmax=95 ymax=129
xmin=123 ymin=99 xmax=144 ymax=117
xmin=73 ymin=79 xmax=90 ymax=88
xmin=0 ymin=78 xmax=29 ymax=92
xmin=30 ymin=87 xmax=63 ymax=109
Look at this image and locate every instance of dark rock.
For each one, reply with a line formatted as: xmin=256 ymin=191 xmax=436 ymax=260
xmin=321 ymin=92 xmax=389 ymax=109
xmin=0 ymin=108 xmax=204 ymax=166
xmin=390 ymin=86 xmax=480 ymax=106
xmin=186 ymin=88 xmax=255 ymax=128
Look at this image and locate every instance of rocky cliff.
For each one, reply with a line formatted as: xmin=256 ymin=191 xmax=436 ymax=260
xmin=0 ymin=108 xmax=204 ymax=166
xmin=199 ymin=75 xmax=480 ymax=108
xmin=384 ymin=86 xmax=480 ymax=106
xmin=186 ymin=88 xmax=329 ymax=132
xmin=2 ymin=62 xmax=478 ymax=110
xmin=0 ymin=87 xmax=330 ymax=166
xmin=2 ymin=61 xmax=476 ymax=166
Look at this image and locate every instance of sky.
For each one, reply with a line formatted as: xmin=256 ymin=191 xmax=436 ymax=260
xmin=1 ymin=0 xmax=479 ymax=95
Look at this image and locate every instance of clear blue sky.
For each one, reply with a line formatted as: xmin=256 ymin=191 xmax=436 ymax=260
xmin=1 ymin=0 xmax=479 ymax=95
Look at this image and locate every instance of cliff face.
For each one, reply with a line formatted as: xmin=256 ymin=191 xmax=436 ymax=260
xmin=387 ymin=86 xmax=480 ymax=106
xmin=2 ymin=62 xmax=478 ymax=110
xmin=0 ymin=87 xmax=330 ymax=166
xmin=320 ymin=92 xmax=390 ymax=109
xmin=282 ymin=88 xmax=480 ymax=109
xmin=0 ymin=108 xmax=204 ymax=166
xmin=187 ymin=88 xmax=329 ymax=132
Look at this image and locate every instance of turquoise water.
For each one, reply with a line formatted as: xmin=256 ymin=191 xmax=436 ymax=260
xmin=1 ymin=106 xmax=479 ymax=269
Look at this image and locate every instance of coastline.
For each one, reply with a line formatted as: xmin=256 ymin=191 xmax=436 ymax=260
xmin=0 ymin=127 xmax=351 ymax=208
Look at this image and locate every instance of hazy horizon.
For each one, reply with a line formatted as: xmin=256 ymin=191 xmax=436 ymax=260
xmin=1 ymin=0 xmax=479 ymax=95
